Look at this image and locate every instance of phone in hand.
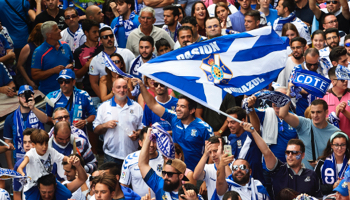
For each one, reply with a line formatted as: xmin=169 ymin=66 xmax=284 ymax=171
xmin=224 ymin=145 xmax=232 ymax=156
xmin=24 ymin=91 xmax=33 ymax=103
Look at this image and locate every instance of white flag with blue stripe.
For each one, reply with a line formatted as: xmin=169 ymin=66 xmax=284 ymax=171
xmin=138 ymin=26 xmax=288 ymax=110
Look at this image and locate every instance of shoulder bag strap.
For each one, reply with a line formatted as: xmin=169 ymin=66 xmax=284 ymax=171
xmin=4 ymin=0 xmax=29 ymax=26
xmin=311 ymin=125 xmax=316 ymax=161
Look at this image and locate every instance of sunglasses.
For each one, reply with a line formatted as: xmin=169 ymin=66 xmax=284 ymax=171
xmin=112 ymin=60 xmax=121 ymax=64
xmin=305 ymin=62 xmax=319 ymax=68
xmin=58 ymin=79 xmax=72 ymax=85
xmin=334 ymin=79 xmax=347 ymax=83
xmin=154 ymin=82 xmax=165 ymax=88
xmin=326 ymin=1 xmax=338 ymax=3
xmin=162 ymin=171 xmax=181 ymax=178
xmin=101 ymin=34 xmax=114 ymax=40
xmin=65 ymin=14 xmax=78 ymax=20
xmin=345 ymin=43 xmax=350 ymax=47
xmin=285 ymin=150 xmax=302 ymax=155
xmin=54 ymin=115 xmax=70 ymax=121
xmin=232 ymin=164 xmax=248 ymax=171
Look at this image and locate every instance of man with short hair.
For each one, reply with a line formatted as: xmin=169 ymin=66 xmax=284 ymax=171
xmin=309 ymin=0 xmax=350 ymax=34
xmin=46 ymin=69 xmax=96 ymax=131
xmin=240 ymin=122 xmax=322 ymax=198
xmin=320 ymin=28 xmax=341 ymax=67
xmin=155 ymin=38 xmax=172 ymax=55
xmin=34 ymin=0 xmax=67 ymax=30
xmin=126 ymin=7 xmax=175 ymax=56
xmin=205 ymin=17 xmax=222 ymax=39
xmin=86 ymin=5 xmax=105 ymax=24
xmin=89 ymin=27 xmax=135 ymax=99
xmin=119 ymin=127 xmax=164 ymax=197
xmin=60 ymin=7 xmax=84 ymax=52
xmin=174 ymin=16 xmax=206 ymax=49
xmin=93 ymin=78 xmax=143 ymax=168
xmin=329 ymin=46 xmax=348 ymax=67
xmin=273 ymin=0 xmax=311 ymax=45
xmin=177 ymin=26 xmax=193 ymax=48
xmin=322 ymin=13 xmax=346 ymax=45
xmin=129 ymin=36 xmax=156 ymax=79
xmin=31 ymin=21 xmax=73 ymax=95
xmin=133 ymin=77 xmax=213 ymax=171
xmin=162 ymin=5 xmax=181 ymax=42
xmin=228 ymin=0 xmax=253 ymax=32
xmin=110 ymin=0 xmax=140 ymax=48
xmin=280 ymin=97 xmax=340 ymax=169
xmin=4 ymin=85 xmax=47 ymax=169
xmin=244 ymin=10 xmax=260 ymax=31
xmin=277 ymin=37 xmax=308 ymax=87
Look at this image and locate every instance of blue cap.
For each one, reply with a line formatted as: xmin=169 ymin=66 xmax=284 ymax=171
xmin=18 ymin=85 xmax=34 ymax=95
xmin=334 ymin=179 xmax=349 ymax=196
xmin=57 ymin=69 xmax=75 ymax=80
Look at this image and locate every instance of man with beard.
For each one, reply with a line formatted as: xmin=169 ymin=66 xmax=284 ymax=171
xmin=34 ymin=0 xmax=67 ymax=30
xmin=119 ymin=127 xmax=164 ymax=198
xmin=129 ymin=36 xmax=156 ymax=79
xmin=310 ymin=0 xmax=350 ymax=34
xmin=320 ymin=28 xmax=341 ymax=68
xmin=240 ymin=122 xmax=322 ymax=199
xmin=89 ymin=27 xmax=135 ymax=99
xmin=174 ymin=17 xmax=207 ymax=49
xmin=205 ymin=17 xmax=222 ymax=39
xmin=139 ymin=128 xmax=192 ymax=200
xmin=162 ymin=5 xmax=181 ymax=42
xmin=277 ymin=37 xmax=307 ymax=87
xmin=93 ymin=78 xmax=143 ymax=169
xmin=143 ymin=81 xmax=178 ymax=132
xmin=4 ymin=85 xmax=47 ymax=169
xmin=177 ymin=26 xmax=193 ymax=48
xmin=322 ymin=14 xmax=346 ymax=45
xmin=133 ymin=77 xmax=213 ymax=171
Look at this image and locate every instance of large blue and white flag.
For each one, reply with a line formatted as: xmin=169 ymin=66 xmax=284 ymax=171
xmin=138 ymin=26 xmax=288 ymax=110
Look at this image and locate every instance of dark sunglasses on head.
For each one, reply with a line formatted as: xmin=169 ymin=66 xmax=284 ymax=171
xmin=162 ymin=171 xmax=181 ymax=178
xmin=65 ymin=14 xmax=78 ymax=20
xmin=154 ymin=82 xmax=165 ymax=88
xmin=54 ymin=115 xmax=70 ymax=121
xmin=58 ymin=79 xmax=72 ymax=85
xmin=345 ymin=43 xmax=350 ymax=47
xmin=285 ymin=150 xmax=302 ymax=155
xmin=101 ymin=34 xmax=114 ymax=40
xmin=232 ymin=164 xmax=248 ymax=171
xmin=326 ymin=1 xmax=338 ymax=3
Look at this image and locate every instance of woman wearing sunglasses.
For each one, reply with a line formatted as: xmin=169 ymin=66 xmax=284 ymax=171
xmin=99 ymin=53 xmax=133 ymax=102
xmin=315 ymin=132 xmax=350 ymax=196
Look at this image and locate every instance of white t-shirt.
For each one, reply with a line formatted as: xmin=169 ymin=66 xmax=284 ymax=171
xmin=89 ymin=47 xmax=135 ymax=77
xmin=62 ymin=180 xmax=86 ymax=200
xmin=208 ymin=4 xmax=238 ymax=17
xmin=203 ymin=163 xmax=218 ymax=200
xmin=24 ymin=148 xmax=64 ymax=192
xmin=276 ymin=56 xmax=299 ymax=87
xmin=119 ymin=150 xmax=164 ymax=198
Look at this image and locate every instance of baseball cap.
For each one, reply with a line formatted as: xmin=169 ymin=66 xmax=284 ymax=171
xmin=57 ymin=69 xmax=75 ymax=80
xmin=334 ymin=179 xmax=349 ymax=196
xmin=18 ymin=85 xmax=34 ymax=95
xmin=165 ymin=159 xmax=189 ymax=181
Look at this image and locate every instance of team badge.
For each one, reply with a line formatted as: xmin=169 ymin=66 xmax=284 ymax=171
xmin=121 ymin=171 xmax=126 ymax=179
xmin=157 ymin=164 xmax=162 ymax=172
xmin=171 ymin=106 xmax=175 ymax=111
xmin=61 ymin=48 xmax=65 ymax=54
xmin=130 ymin=109 xmax=134 ymax=114
xmin=200 ymin=54 xmax=233 ymax=84
xmin=237 ymin=140 xmax=242 ymax=148
xmin=304 ymin=176 xmax=310 ymax=182
xmin=191 ymin=129 xmax=197 ymax=137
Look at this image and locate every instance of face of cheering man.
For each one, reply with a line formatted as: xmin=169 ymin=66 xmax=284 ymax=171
xmin=178 ymin=29 xmax=193 ymax=47
xmin=100 ymin=30 xmax=115 ymax=49
xmin=325 ymin=31 xmax=340 ymax=49
xmin=176 ymin=98 xmax=195 ymax=121
xmin=291 ymin=41 xmax=306 ymax=60
xmin=285 ymin=144 xmax=304 ymax=168
xmin=112 ymin=78 xmax=128 ymax=102
xmin=139 ymin=40 xmax=154 ymax=61
xmin=231 ymin=159 xmax=251 ymax=186
xmin=162 ymin=164 xmax=183 ymax=192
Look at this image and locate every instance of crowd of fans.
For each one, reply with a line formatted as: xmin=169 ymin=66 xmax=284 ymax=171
xmin=1 ymin=0 xmax=350 ymax=199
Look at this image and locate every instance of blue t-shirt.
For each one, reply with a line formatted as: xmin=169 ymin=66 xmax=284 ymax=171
xmin=143 ymin=96 xmax=178 ymax=131
xmin=228 ymin=131 xmax=265 ymax=184
xmin=228 ymin=11 xmax=245 ymax=32
xmin=0 ymin=0 xmax=30 ymax=49
xmin=266 ymin=9 xmax=278 ymax=26
xmin=31 ymin=41 xmax=73 ymax=95
xmin=13 ymin=158 xmax=26 ymax=192
xmin=144 ymin=168 xmax=179 ymax=200
xmin=111 ymin=15 xmax=140 ymax=48
xmin=161 ymin=109 xmax=213 ymax=171
xmin=0 ymin=62 xmax=12 ymax=87
xmin=121 ymin=185 xmax=141 ymax=200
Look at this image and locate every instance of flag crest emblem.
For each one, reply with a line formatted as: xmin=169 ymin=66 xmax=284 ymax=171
xmin=201 ymin=54 xmax=233 ymax=84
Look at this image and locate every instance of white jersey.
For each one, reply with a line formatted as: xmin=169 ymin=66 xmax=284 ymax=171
xmin=0 ymin=189 xmax=10 ymax=200
xmin=62 ymin=180 xmax=86 ymax=200
xmin=60 ymin=26 xmax=85 ymax=52
xmin=89 ymin=47 xmax=135 ymax=77
xmin=203 ymin=163 xmax=218 ymax=200
xmin=319 ymin=46 xmax=333 ymax=70
xmin=119 ymin=150 xmax=164 ymax=198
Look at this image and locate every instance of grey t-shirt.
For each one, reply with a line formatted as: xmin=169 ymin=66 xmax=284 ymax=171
xmin=296 ymin=116 xmax=339 ymax=169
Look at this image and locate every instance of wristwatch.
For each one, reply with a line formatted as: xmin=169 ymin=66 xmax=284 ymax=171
xmin=85 ymin=119 xmax=88 ymax=125
xmin=218 ymin=129 xmax=223 ymax=134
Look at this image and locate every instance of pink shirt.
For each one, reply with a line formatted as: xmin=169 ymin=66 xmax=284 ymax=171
xmin=321 ymin=91 xmax=350 ymax=136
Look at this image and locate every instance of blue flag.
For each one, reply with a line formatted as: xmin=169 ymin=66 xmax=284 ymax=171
xmin=291 ymin=69 xmax=331 ymax=98
xmin=102 ymin=51 xmax=133 ymax=78
xmin=150 ymin=122 xmax=175 ymax=159
xmin=138 ymin=26 xmax=288 ymax=110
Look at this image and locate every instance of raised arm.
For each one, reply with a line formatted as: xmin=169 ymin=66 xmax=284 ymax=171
xmin=66 ymin=156 xmax=88 ymax=193
xmin=132 ymin=78 xmax=165 ymax=117
xmin=279 ymin=85 xmax=300 ymax=128
xmin=216 ymin=153 xmax=234 ymax=196
xmin=309 ymin=0 xmax=322 ymax=19
xmin=143 ymin=0 xmax=174 ymax=8
xmin=138 ymin=128 xmax=152 ymax=178
xmin=340 ymin=0 xmax=350 ymax=20
xmin=28 ymin=94 xmax=48 ymax=123
xmin=193 ymin=141 xmax=211 ymax=180
xmin=246 ymin=96 xmax=261 ymax=134
xmin=17 ymin=45 xmax=37 ymax=89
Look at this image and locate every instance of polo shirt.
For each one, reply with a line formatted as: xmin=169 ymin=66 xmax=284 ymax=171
xmin=161 ymin=109 xmax=213 ymax=171
xmin=110 ymin=14 xmax=140 ymax=48
xmin=93 ymin=97 xmax=143 ymax=159
xmin=295 ymin=116 xmax=339 ymax=169
xmin=31 ymin=41 xmax=73 ymax=95
xmin=34 ymin=9 xmax=68 ymax=30
xmin=143 ymin=96 xmax=178 ymax=132
xmin=269 ymin=159 xmax=322 ymax=198
xmin=321 ymin=90 xmax=350 ymax=136
xmin=0 ymin=62 xmax=12 ymax=87
xmin=126 ymin=25 xmax=175 ymax=57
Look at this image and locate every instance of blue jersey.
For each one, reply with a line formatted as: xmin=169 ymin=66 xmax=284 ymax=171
xmin=228 ymin=131 xmax=265 ymax=184
xmin=266 ymin=9 xmax=278 ymax=26
xmin=161 ymin=109 xmax=213 ymax=171
xmin=13 ymin=158 xmax=26 ymax=192
xmin=143 ymin=96 xmax=178 ymax=131
xmin=31 ymin=41 xmax=73 ymax=95
xmin=0 ymin=62 xmax=12 ymax=87
xmin=111 ymin=14 xmax=140 ymax=48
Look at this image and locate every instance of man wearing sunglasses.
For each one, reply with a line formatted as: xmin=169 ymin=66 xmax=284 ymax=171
xmin=60 ymin=7 xmax=84 ymax=52
xmin=205 ymin=17 xmax=222 ymax=40
xmin=310 ymin=0 xmax=350 ymax=34
xmin=344 ymin=34 xmax=350 ymax=64
xmin=240 ymin=122 xmax=322 ymax=199
xmin=34 ymin=0 xmax=68 ymax=31
xmin=322 ymin=66 xmax=350 ymax=136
